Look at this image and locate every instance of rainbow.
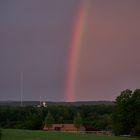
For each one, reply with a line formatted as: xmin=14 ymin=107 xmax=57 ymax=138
xmin=65 ymin=1 xmax=89 ymax=101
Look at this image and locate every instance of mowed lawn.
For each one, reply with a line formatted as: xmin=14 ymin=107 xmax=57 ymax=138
xmin=1 ymin=129 xmax=138 ymax=140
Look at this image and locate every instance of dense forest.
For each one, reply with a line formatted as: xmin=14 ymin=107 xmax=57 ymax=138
xmin=0 ymin=89 xmax=139 ymax=136
xmin=0 ymin=104 xmax=114 ymax=130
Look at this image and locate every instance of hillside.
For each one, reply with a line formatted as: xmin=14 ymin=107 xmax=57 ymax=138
xmin=0 ymin=101 xmax=115 ymax=106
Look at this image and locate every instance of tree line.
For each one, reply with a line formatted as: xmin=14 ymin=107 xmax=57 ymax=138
xmin=0 ymin=89 xmax=139 ymax=136
xmin=0 ymin=104 xmax=114 ymax=130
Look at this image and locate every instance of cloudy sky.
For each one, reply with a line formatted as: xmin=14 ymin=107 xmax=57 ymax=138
xmin=0 ymin=0 xmax=140 ymax=101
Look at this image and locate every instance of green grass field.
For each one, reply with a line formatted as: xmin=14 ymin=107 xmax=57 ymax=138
xmin=1 ymin=129 xmax=138 ymax=140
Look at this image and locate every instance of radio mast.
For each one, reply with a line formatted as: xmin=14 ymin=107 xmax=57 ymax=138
xmin=20 ymin=72 xmax=23 ymax=107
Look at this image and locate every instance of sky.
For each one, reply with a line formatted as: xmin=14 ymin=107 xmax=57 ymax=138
xmin=0 ymin=0 xmax=140 ymax=101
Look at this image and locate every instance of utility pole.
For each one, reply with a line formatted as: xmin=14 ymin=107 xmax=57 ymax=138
xmin=20 ymin=72 xmax=23 ymax=107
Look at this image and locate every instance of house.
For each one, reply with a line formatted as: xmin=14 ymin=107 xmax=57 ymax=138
xmin=43 ymin=124 xmax=85 ymax=132
xmin=84 ymin=125 xmax=113 ymax=135
xmin=84 ymin=125 xmax=101 ymax=131
xmin=43 ymin=124 xmax=112 ymax=135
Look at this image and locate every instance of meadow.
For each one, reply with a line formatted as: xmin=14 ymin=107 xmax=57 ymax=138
xmin=1 ymin=129 xmax=138 ymax=140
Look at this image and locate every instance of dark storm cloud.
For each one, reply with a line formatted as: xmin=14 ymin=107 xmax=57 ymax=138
xmin=0 ymin=0 xmax=140 ymax=101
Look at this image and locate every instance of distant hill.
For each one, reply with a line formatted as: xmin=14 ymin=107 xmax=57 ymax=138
xmin=0 ymin=100 xmax=115 ymax=106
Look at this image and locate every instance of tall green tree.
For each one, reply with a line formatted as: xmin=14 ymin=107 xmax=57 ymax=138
xmin=113 ymin=89 xmax=140 ymax=136
xmin=113 ymin=89 xmax=132 ymax=135
xmin=25 ymin=113 xmax=43 ymax=130
xmin=45 ymin=112 xmax=54 ymax=130
xmin=130 ymin=89 xmax=140 ymax=136
xmin=73 ymin=112 xmax=82 ymax=131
